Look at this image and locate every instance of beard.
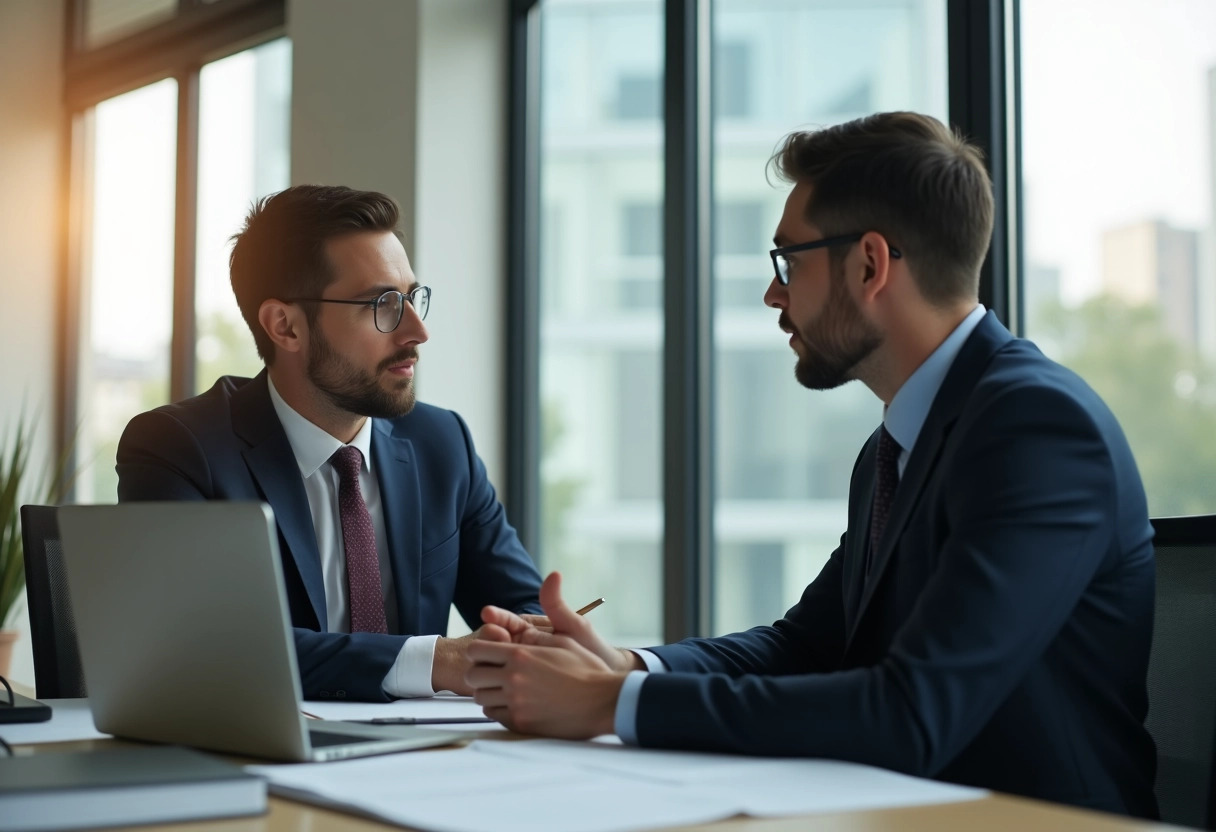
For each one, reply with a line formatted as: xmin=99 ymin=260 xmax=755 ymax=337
xmin=307 ymin=329 xmax=418 ymax=419
xmin=783 ymin=268 xmax=882 ymax=391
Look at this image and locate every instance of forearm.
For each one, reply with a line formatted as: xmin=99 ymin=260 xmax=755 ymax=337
xmin=432 ymin=635 xmax=475 ymax=694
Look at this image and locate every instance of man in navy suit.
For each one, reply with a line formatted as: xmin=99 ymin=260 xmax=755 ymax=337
xmin=465 ymin=113 xmax=1159 ymax=817
xmin=117 ymin=185 xmax=543 ymax=702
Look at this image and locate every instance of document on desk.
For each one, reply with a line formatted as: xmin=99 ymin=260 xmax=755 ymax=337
xmin=472 ymin=739 xmax=987 ymax=817
xmin=300 ymin=694 xmax=502 ymax=730
xmin=250 ymin=738 xmax=986 ymax=832
xmin=249 ymin=745 xmax=739 ymax=832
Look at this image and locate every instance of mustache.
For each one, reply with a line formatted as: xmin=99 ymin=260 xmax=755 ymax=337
xmin=378 ymin=348 xmax=419 ymax=373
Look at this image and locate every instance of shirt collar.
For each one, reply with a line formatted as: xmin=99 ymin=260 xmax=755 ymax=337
xmin=884 ymin=305 xmax=986 ymax=455
xmin=267 ymin=375 xmax=375 ymax=479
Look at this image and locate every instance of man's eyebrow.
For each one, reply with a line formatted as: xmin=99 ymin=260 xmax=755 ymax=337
xmin=357 ymin=283 xmax=418 ymax=298
xmin=772 ymin=234 xmax=789 ymax=248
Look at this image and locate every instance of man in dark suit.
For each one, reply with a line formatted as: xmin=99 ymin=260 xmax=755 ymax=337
xmin=464 ymin=113 xmax=1158 ymax=818
xmin=117 ymin=185 xmax=543 ymax=702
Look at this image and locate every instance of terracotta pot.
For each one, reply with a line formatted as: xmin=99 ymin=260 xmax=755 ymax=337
xmin=0 ymin=630 xmax=17 ymax=679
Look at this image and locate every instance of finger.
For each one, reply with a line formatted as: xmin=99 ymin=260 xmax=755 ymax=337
xmin=482 ymin=705 xmax=514 ymax=728
xmin=465 ymin=664 xmax=508 ymax=690
xmin=518 ymin=628 xmax=572 ymax=648
xmin=481 ymin=605 xmax=530 ymax=633
xmin=519 ymin=614 xmax=552 ymax=629
xmin=466 ymin=640 xmax=515 ymax=665
xmin=471 ymin=688 xmax=509 ymax=709
xmin=539 ymin=572 xmax=585 ymax=634
xmin=477 ymin=623 xmax=512 ymax=644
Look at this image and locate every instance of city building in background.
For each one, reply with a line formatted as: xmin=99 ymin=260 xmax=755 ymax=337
xmin=1102 ymin=220 xmax=1200 ymax=347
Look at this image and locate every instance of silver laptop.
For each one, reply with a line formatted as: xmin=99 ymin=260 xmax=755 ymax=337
xmin=57 ymin=501 xmax=462 ymax=762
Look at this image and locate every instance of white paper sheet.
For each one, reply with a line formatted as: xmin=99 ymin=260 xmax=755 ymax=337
xmin=250 ymin=737 xmax=987 ymax=832
xmin=0 ymin=698 xmax=110 ymax=745
xmin=472 ymin=740 xmax=988 ymax=817
xmin=300 ymin=694 xmax=504 ymax=730
xmin=249 ymin=746 xmax=740 ymax=832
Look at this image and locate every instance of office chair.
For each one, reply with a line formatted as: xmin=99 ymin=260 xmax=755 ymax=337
xmin=20 ymin=504 xmax=86 ymax=699
xmin=1147 ymin=514 xmax=1216 ymax=830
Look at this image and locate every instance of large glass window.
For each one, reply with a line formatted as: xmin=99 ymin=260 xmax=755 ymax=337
xmin=77 ymin=79 xmax=178 ymax=502
xmin=1020 ymin=0 xmax=1216 ymax=516
xmin=710 ymin=0 xmax=948 ymax=635
xmin=73 ymin=38 xmax=291 ymax=502
xmin=537 ymin=0 xmax=664 ymax=646
xmin=195 ymin=38 xmax=292 ymax=391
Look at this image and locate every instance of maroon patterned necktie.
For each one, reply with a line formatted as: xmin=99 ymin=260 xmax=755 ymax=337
xmin=330 ymin=446 xmax=388 ymax=634
xmin=866 ymin=425 xmax=902 ymax=579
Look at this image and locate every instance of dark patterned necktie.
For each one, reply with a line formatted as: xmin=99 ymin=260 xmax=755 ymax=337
xmin=866 ymin=425 xmax=902 ymax=578
xmin=330 ymin=446 xmax=388 ymax=634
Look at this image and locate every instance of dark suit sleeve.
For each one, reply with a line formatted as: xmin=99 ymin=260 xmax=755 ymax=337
xmin=634 ymin=385 xmax=1119 ymax=776
xmin=117 ymin=410 xmax=407 ymax=702
xmin=448 ymin=413 xmax=543 ymax=628
xmin=648 ymin=541 xmax=848 ymax=677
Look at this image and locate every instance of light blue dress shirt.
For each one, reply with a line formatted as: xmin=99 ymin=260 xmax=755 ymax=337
xmin=613 ymin=305 xmax=987 ymax=744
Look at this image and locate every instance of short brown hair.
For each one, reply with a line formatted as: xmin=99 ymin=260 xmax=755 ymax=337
xmin=771 ymin=112 xmax=993 ymax=305
xmin=229 ymin=184 xmax=401 ymax=363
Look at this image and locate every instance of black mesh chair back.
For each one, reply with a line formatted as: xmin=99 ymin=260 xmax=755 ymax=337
xmin=20 ymin=504 xmax=86 ymax=698
xmin=1148 ymin=514 xmax=1216 ymax=830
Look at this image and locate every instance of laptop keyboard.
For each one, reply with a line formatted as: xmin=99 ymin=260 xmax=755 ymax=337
xmin=309 ymin=729 xmax=383 ymax=747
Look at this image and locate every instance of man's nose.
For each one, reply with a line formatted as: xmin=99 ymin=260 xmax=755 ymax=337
xmin=394 ymin=303 xmax=429 ymax=345
xmin=763 ymin=276 xmax=787 ymax=309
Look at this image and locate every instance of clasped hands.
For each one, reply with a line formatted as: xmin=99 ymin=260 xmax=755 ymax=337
xmin=464 ymin=572 xmax=638 ymax=738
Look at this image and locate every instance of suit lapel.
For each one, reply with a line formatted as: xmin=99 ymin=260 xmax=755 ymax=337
xmin=371 ymin=419 xmax=422 ymax=636
xmin=845 ymin=312 xmax=1014 ymax=646
xmin=230 ymin=372 xmax=328 ymax=630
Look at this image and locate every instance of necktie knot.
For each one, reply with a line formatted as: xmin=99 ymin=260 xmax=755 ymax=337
xmin=330 ymin=445 xmax=364 ymax=483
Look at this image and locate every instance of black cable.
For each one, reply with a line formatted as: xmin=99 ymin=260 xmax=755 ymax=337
xmin=0 ymin=675 xmax=12 ymax=707
xmin=0 ymin=735 xmax=11 ymax=756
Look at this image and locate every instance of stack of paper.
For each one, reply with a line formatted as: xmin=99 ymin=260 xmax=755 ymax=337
xmin=249 ymin=738 xmax=986 ymax=832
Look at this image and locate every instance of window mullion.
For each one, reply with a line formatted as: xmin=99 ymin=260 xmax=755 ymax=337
xmin=663 ymin=0 xmax=714 ymax=642
xmin=170 ymin=66 xmax=200 ymax=402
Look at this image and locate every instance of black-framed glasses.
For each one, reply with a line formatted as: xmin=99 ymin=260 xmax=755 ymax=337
xmin=769 ymin=233 xmax=902 ymax=285
xmin=288 ymin=286 xmax=431 ymax=332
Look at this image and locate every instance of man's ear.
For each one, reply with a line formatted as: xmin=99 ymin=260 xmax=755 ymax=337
xmin=856 ymin=231 xmax=895 ymax=304
xmin=258 ymin=299 xmax=306 ymax=356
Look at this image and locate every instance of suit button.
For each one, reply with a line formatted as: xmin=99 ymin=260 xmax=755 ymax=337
xmin=336 ymin=690 xmax=347 ymax=699
xmin=319 ymin=691 xmax=330 ymax=699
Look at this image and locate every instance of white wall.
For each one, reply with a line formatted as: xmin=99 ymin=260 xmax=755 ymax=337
xmin=287 ymin=0 xmax=508 ymax=484
xmin=0 ymin=0 xmax=66 ymax=686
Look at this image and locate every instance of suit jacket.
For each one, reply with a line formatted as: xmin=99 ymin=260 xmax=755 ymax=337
xmin=116 ymin=371 xmax=543 ymax=702
xmin=643 ymin=312 xmax=1158 ymax=818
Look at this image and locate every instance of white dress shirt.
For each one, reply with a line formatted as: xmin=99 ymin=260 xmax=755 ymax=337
xmin=267 ymin=377 xmax=438 ymax=698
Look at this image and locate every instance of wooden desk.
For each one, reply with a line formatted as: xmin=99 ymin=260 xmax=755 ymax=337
xmin=16 ymin=737 xmax=1184 ymax=832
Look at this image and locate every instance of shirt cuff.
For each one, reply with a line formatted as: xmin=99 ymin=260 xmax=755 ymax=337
xmin=614 ymin=670 xmax=649 ymax=745
xmin=631 ymin=649 xmax=667 ymax=673
xmin=382 ymin=634 xmax=439 ymax=698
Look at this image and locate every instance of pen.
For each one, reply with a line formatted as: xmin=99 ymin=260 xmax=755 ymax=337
xmin=576 ymin=597 xmax=605 ymax=615
xmin=349 ymin=717 xmax=496 ymax=725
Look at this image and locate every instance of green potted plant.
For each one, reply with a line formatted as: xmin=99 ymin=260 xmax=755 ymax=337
xmin=0 ymin=413 xmax=66 ymax=679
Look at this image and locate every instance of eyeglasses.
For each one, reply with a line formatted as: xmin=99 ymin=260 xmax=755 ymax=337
xmin=288 ymin=286 xmax=431 ymax=332
xmin=770 ymin=233 xmax=902 ymax=285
